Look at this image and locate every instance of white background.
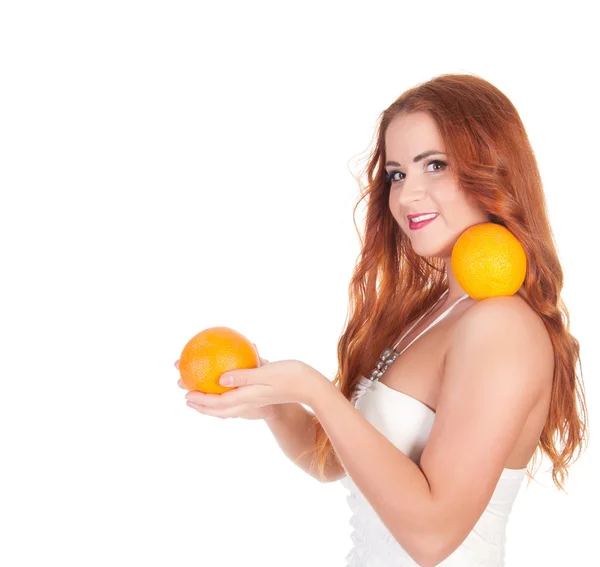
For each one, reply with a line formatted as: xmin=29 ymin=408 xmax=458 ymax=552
xmin=1 ymin=1 xmax=598 ymax=565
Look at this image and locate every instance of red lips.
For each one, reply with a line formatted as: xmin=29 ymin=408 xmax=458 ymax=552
xmin=407 ymin=212 xmax=438 ymax=220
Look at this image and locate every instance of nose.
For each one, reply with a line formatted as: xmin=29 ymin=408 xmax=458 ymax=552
xmin=397 ymin=176 xmax=427 ymax=208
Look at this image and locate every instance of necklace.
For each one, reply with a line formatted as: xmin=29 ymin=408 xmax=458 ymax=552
xmin=350 ymin=289 xmax=470 ymax=407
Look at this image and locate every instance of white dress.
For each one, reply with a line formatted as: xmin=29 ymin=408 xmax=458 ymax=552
xmin=341 ymin=290 xmax=527 ymax=566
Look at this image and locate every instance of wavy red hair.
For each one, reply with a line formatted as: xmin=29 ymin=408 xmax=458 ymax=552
xmin=308 ymin=73 xmax=588 ymax=492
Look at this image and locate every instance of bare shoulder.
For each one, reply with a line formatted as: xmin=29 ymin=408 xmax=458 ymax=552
xmin=457 ymin=294 xmax=550 ymax=340
xmin=450 ymin=294 xmax=554 ymax=392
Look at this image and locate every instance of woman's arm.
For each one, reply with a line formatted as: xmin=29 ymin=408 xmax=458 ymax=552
xmin=311 ymin=296 xmax=551 ymax=567
xmin=265 ymin=402 xmax=346 ymax=482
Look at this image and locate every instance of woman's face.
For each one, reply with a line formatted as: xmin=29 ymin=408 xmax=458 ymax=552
xmin=385 ymin=111 xmax=489 ymax=259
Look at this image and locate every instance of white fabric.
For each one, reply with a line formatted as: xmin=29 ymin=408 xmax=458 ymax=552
xmin=342 ymin=292 xmax=527 ymax=566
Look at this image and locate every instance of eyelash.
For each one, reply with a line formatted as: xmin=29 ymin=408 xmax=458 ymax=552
xmin=384 ymin=159 xmax=448 ymax=184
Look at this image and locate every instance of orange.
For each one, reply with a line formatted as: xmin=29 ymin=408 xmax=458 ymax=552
xmin=451 ymin=223 xmax=527 ymax=300
xmin=179 ymin=326 xmax=259 ymax=394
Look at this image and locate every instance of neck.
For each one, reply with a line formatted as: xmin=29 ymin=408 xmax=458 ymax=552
xmin=442 ymin=256 xmax=468 ymax=303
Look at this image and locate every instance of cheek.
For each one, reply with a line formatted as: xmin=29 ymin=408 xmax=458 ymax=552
xmin=388 ymin=195 xmax=403 ymax=225
xmin=429 ymin=187 xmax=455 ymax=218
xmin=434 ymin=187 xmax=480 ymax=221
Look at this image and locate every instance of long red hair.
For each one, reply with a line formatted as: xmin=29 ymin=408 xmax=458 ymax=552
xmin=308 ymin=73 xmax=588 ymax=492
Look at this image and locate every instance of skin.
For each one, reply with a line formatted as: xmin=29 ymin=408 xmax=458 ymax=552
xmin=176 ymin=111 xmax=555 ymax=565
xmin=175 ymin=343 xmax=278 ymax=420
xmin=384 ymin=110 xmax=526 ymax=305
xmin=379 ymin=111 xmax=553 ymax=471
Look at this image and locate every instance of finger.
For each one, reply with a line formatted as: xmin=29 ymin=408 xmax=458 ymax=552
xmin=219 ymin=366 xmax=266 ymax=388
xmin=174 ymin=359 xmax=180 ymax=370
xmin=185 ymin=390 xmax=233 ymax=407
xmin=185 ymin=390 xmax=210 ymax=404
xmin=186 ymin=400 xmax=248 ymax=419
xmin=187 ymin=384 xmax=270 ymax=408
xmin=177 ymin=378 xmax=186 ymax=390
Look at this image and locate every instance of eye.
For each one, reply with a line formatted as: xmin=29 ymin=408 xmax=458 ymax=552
xmin=385 ymin=170 xmax=404 ymax=183
xmin=385 ymin=159 xmax=447 ymax=184
xmin=427 ymin=159 xmax=447 ymax=172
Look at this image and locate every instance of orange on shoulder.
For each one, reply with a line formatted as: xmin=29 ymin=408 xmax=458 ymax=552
xmin=452 ymin=223 xmax=527 ymax=300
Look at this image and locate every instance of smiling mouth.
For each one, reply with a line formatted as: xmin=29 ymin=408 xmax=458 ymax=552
xmin=408 ymin=213 xmax=439 ymax=230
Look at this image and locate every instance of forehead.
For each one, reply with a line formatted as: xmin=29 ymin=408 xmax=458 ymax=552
xmin=384 ymin=111 xmax=444 ymax=159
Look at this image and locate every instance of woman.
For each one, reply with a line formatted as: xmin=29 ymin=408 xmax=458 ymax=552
xmin=178 ymin=73 xmax=588 ymax=566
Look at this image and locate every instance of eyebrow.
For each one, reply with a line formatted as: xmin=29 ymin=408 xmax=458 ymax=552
xmin=385 ymin=150 xmax=446 ymax=168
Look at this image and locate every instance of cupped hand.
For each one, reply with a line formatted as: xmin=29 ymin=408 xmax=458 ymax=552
xmin=174 ymin=342 xmax=280 ymax=420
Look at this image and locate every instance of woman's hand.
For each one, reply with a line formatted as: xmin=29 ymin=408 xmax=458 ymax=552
xmin=175 ymin=344 xmax=328 ymax=420
xmin=175 ymin=343 xmax=284 ymax=420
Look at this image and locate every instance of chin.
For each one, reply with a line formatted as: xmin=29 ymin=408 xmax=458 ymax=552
xmin=411 ymin=245 xmax=443 ymax=259
xmin=410 ymin=238 xmax=455 ymax=260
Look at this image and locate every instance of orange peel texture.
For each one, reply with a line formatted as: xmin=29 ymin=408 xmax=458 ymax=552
xmin=179 ymin=326 xmax=259 ymax=394
xmin=452 ymin=223 xmax=527 ymax=300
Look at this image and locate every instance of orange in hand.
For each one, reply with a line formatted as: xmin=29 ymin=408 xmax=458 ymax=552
xmin=178 ymin=326 xmax=259 ymax=394
xmin=451 ymin=222 xmax=527 ymax=300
